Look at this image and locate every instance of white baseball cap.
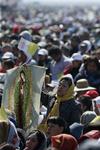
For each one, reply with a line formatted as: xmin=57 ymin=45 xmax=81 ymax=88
xmin=38 ymin=49 xmax=48 ymax=56
xmin=71 ymin=53 xmax=83 ymax=61
xmin=38 ymin=41 xmax=47 ymax=48
xmin=2 ymin=52 xmax=16 ymax=60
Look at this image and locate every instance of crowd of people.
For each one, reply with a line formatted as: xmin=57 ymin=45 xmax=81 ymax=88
xmin=0 ymin=2 xmax=100 ymax=150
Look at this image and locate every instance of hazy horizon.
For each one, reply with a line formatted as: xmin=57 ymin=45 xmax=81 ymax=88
xmin=22 ymin=0 xmax=100 ymax=5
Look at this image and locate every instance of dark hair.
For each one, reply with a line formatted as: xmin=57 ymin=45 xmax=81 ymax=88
xmin=0 ymin=144 xmax=15 ymax=150
xmin=71 ymin=34 xmax=81 ymax=43
xmin=78 ymin=95 xmax=92 ymax=111
xmin=3 ymin=59 xmax=15 ymax=69
xmin=48 ymin=46 xmax=62 ymax=56
xmin=26 ymin=130 xmax=46 ymax=150
xmin=84 ymin=56 xmax=100 ymax=70
xmin=47 ymin=116 xmax=66 ymax=131
xmin=17 ymin=128 xmax=26 ymax=150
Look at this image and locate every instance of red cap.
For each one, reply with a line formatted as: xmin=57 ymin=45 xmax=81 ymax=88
xmin=84 ymin=90 xmax=99 ymax=99
xmin=51 ymin=134 xmax=78 ymax=150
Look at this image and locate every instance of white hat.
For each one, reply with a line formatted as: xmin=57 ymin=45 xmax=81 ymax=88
xmin=71 ymin=53 xmax=83 ymax=61
xmin=2 ymin=52 xmax=15 ymax=60
xmin=38 ymin=41 xmax=47 ymax=48
xmin=80 ymin=40 xmax=92 ymax=52
xmin=38 ymin=49 xmax=48 ymax=56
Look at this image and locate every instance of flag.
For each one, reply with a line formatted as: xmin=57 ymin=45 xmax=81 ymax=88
xmin=18 ymin=37 xmax=38 ymax=57
xmin=2 ymin=65 xmax=46 ymax=130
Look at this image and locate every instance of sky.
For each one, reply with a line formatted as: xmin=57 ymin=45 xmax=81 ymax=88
xmin=22 ymin=0 xmax=100 ymax=5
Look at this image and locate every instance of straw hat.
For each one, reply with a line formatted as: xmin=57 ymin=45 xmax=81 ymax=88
xmin=74 ymin=79 xmax=95 ymax=92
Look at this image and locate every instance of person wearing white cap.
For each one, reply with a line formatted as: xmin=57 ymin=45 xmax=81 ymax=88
xmin=38 ymin=49 xmax=48 ymax=56
xmin=0 ymin=52 xmax=17 ymax=102
xmin=79 ymin=40 xmax=92 ymax=55
xmin=37 ymin=48 xmax=51 ymax=75
xmin=64 ymin=53 xmax=83 ymax=79
xmin=2 ymin=52 xmax=16 ymax=60
xmin=0 ymin=52 xmax=16 ymax=72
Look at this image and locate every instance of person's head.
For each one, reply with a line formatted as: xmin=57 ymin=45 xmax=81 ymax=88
xmin=48 ymin=46 xmax=62 ymax=62
xmin=10 ymin=40 xmax=19 ymax=57
xmin=19 ymin=30 xmax=33 ymax=42
xmin=32 ymin=35 xmax=41 ymax=43
xmin=71 ymin=53 xmax=83 ymax=68
xmin=62 ymin=32 xmax=70 ymax=43
xmin=57 ymin=74 xmax=74 ymax=98
xmin=62 ymin=45 xmax=70 ymax=57
xmin=80 ymin=111 xmax=97 ymax=125
xmin=79 ymin=40 xmax=92 ymax=55
xmin=74 ymin=79 xmax=96 ymax=98
xmin=69 ymin=122 xmax=84 ymax=140
xmin=71 ymin=34 xmax=80 ymax=47
xmin=84 ymin=90 xmax=99 ymax=99
xmin=17 ymin=128 xmax=26 ymax=150
xmin=17 ymin=50 xmax=27 ymax=64
xmin=51 ymin=134 xmax=78 ymax=150
xmin=78 ymin=139 xmax=100 ymax=150
xmin=84 ymin=56 xmax=100 ymax=73
xmin=46 ymin=116 xmax=66 ymax=138
xmin=79 ymin=131 xmax=100 ymax=145
xmin=24 ymin=130 xmax=46 ymax=150
xmin=78 ymin=95 xmax=92 ymax=112
xmin=0 ymin=120 xmax=19 ymax=147
xmin=37 ymin=49 xmax=48 ymax=65
xmin=1 ymin=60 xmax=15 ymax=70
xmin=1 ymin=52 xmax=16 ymax=70
xmin=2 ymin=44 xmax=12 ymax=53
xmin=0 ymin=121 xmax=9 ymax=145
xmin=79 ymin=30 xmax=90 ymax=41
xmin=0 ymin=144 xmax=16 ymax=150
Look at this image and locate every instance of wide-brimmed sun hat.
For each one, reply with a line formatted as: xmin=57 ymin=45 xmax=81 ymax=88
xmin=74 ymin=79 xmax=96 ymax=92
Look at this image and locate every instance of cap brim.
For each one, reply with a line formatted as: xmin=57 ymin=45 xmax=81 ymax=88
xmin=71 ymin=58 xmax=82 ymax=62
xmin=74 ymin=86 xmax=96 ymax=92
xmin=38 ymin=53 xmax=45 ymax=56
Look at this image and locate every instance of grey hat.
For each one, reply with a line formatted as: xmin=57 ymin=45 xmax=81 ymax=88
xmin=80 ymin=111 xmax=97 ymax=125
